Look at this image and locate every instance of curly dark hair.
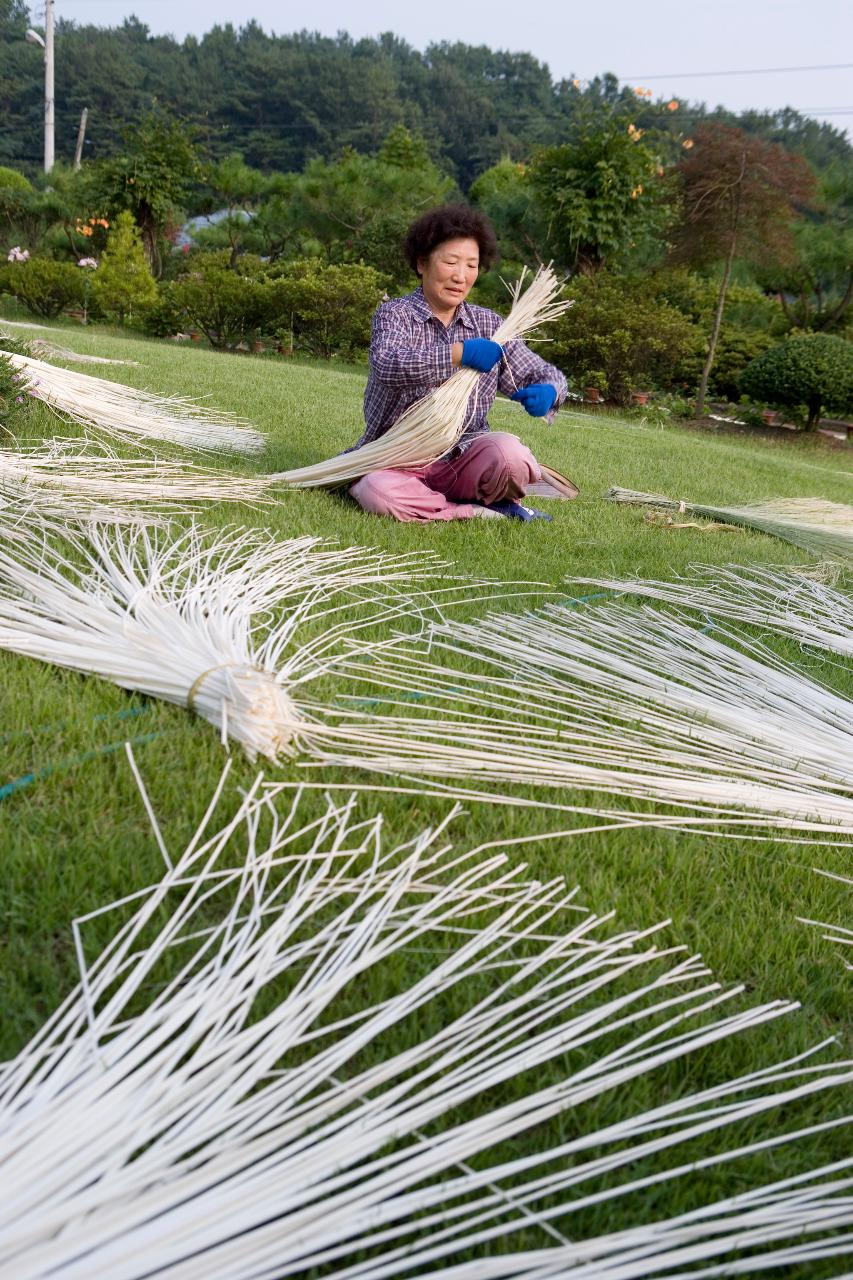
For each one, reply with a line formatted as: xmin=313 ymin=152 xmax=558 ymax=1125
xmin=403 ymin=205 xmax=499 ymax=277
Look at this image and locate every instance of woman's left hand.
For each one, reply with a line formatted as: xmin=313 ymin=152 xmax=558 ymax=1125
xmin=511 ymin=383 xmax=557 ymax=417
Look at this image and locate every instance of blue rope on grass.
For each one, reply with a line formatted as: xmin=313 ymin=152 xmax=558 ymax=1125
xmin=0 ymin=704 xmax=150 ymax=746
xmin=0 ymin=729 xmax=163 ymax=803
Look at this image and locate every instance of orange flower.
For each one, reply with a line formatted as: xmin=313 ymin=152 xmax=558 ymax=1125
xmin=667 ymin=99 xmax=679 ymax=111
xmin=682 ymin=138 xmax=694 ymax=149
xmin=630 ymin=185 xmax=644 ymax=199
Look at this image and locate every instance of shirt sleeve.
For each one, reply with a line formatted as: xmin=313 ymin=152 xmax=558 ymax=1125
xmin=368 ymin=303 xmax=455 ymax=389
xmin=498 ymin=338 xmax=569 ymax=423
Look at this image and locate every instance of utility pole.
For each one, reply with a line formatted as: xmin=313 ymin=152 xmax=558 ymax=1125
xmin=73 ymin=107 xmax=88 ymax=170
xmin=44 ymin=0 xmax=55 ymax=173
xmin=25 ymin=1 xmax=55 ymax=174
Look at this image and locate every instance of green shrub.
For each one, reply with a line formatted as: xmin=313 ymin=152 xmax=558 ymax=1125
xmin=265 ymin=259 xmax=388 ymax=359
xmin=158 ymin=251 xmax=269 ymax=349
xmin=0 ymin=166 xmax=33 ymax=193
xmin=677 ymin=326 xmax=777 ymax=400
xmin=740 ymin=332 xmax=853 ymax=429
xmin=548 ymin=274 xmax=699 ymax=405
xmin=3 ymin=258 xmax=85 ymax=318
xmin=0 ymin=349 xmax=34 ymax=438
xmin=90 ymin=210 xmax=158 ymax=326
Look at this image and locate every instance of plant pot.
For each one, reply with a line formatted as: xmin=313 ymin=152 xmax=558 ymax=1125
xmin=630 ymin=390 xmax=650 ymax=406
xmin=761 ymin=409 xmax=776 ymax=425
xmin=584 ymin=387 xmax=602 ymax=403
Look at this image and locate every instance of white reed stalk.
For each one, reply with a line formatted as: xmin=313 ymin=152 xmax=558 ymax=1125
xmin=3 ymin=351 xmax=265 ymax=454
xmin=572 ymin=562 xmax=853 ymax=660
xmin=799 ymin=868 xmax=853 ymax=972
xmin=0 ymin=441 xmax=282 ymax=514
xmin=271 ymin=266 xmax=572 ymax=488
xmin=1 ymin=768 xmax=850 ymax=1279
xmin=309 ymin=598 xmax=853 ymax=842
xmin=607 ymin=487 xmax=853 ymax=562
xmin=0 ymin=519 xmax=511 ymax=763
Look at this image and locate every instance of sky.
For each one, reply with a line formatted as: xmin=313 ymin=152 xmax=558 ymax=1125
xmin=38 ymin=0 xmax=853 ymax=139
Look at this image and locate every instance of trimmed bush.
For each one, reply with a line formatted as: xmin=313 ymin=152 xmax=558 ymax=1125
xmin=0 ymin=166 xmax=33 ymax=193
xmin=548 ymin=273 xmax=699 ymax=404
xmin=740 ymin=333 xmax=853 ymax=429
xmin=265 ymin=259 xmax=387 ymax=359
xmin=158 ymin=251 xmax=269 ymax=349
xmin=3 ymin=258 xmax=85 ymax=318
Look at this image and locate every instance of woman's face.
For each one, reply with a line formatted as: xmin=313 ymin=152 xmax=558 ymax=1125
xmin=418 ymin=237 xmax=480 ymax=315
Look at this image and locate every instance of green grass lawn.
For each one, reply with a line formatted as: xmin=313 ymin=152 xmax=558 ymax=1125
xmin=2 ymin=316 xmax=852 ymax=1264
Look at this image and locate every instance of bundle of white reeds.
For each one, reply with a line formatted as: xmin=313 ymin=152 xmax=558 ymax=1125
xmin=0 ymin=441 xmax=282 ymax=515
xmin=2 ymin=350 xmax=265 ymax=454
xmin=608 ymin=487 xmax=853 ymax=561
xmin=573 ymin=562 xmax=853 ymax=659
xmin=0 ymin=519 xmax=504 ymax=762
xmin=2 ymin=768 xmax=850 ymax=1279
xmin=1 ymin=327 xmax=138 ymax=366
xmin=310 ymin=598 xmax=853 ymax=841
xmin=271 ymin=266 xmax=572 ymax=488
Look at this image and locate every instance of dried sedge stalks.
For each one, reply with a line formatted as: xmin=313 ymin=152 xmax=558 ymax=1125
xmin=271 ymin=266 xmax=572 ymax=488
xmin=0 ymin=441 xmax=282 ymax=516
xmin=1 ymin=328 xmax=137 ymax=365
xmin=608 ymin=488 xmax=853 ymax=562
xmin=1 ymin=767 xmax=850 ymax=1279
xmin=3 ymin=351 xmax=265 ymax=454
xmin=309 ymin=599 xmax=853 ymax=843
xmin=572 ymin=562 xmax=853 ymax=660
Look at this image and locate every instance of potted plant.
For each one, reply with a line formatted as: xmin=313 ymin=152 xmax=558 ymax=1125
xmin=630 ymin=376 xmax=653 ymax=406
xmin=582 ymin=371 xmax=608 ymax=403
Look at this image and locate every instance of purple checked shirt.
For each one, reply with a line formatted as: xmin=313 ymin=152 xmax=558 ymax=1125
xmin=352 ymin=286 xmax=568 ymax=457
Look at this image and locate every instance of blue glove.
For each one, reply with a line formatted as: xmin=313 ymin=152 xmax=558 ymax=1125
xmin=511 ymin=383 xmax=558 ymax=417
xmin=460 ymin=338 xmax=503 ymax=372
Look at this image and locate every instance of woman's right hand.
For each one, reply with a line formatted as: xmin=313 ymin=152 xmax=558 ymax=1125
xmin=455 ymin=338 xmax=503 ymax=371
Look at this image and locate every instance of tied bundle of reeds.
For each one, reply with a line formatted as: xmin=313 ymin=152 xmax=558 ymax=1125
xmin=1 ymin=329 xmax=137 ymax=365
xmin=271 ymin=266 xmax=572 ymax=488
xmin=2 ymin=350 xmax=265 ymax=454
xmin=608 ymin=487 xmax=853 ymax=562
xmin=0 ymin=520 xmax=455 ymax=762
xmin=2 ymin=766 xmax=850 ymax=1279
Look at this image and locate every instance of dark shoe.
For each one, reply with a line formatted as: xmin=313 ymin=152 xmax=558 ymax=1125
xmin=476 ymin=499 xmax=553 ymax=522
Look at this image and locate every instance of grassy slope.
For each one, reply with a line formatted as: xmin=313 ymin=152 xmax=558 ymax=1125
xmin=2 ymin=318 xmax=852 ymax=1257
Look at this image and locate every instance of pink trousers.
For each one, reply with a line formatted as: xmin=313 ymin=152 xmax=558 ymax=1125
xmin=349 ymin=432 xmax=541 ymax=523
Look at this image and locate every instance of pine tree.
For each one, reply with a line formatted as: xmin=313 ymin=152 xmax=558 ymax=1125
xmin=91 ymin=210 xmax=158 ymax=325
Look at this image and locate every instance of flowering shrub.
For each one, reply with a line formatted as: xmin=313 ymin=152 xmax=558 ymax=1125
xmin=7 ymin=246 xmax=29 ymax=262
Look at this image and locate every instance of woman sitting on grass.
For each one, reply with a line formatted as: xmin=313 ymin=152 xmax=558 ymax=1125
xmin=349 ymin=205 xmax=568 ymax=523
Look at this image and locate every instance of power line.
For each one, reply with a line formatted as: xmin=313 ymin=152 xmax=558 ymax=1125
xmin=623 ymin=63 xmax=853 ymax=79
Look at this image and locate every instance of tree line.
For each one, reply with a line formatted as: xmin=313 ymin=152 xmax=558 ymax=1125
xmin=1 ymin=0 xmax=851 ymax=187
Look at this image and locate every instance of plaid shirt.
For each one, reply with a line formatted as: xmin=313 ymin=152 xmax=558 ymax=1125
xmin=351 ymin=287 xmax=568 ymax=457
